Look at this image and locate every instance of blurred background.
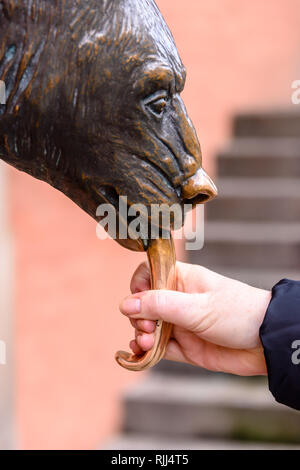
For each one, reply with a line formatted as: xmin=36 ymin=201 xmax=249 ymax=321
xmin=0 ymin=0 xmax=300 ymax=450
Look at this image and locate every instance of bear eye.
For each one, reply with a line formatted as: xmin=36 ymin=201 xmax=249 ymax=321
xmin=149 ymin=98 xmax=167 ymax=116
xmin=144 ymin=91 xmax=168 ymax=118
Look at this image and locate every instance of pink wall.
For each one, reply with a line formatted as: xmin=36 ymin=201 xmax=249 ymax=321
xmin=11 ymin=169 xmax=147 ymax=449
xmin=159 ymin=0 xmax=300 ymax=174
xmin=9 ymin=0 xmax=300 ymax=449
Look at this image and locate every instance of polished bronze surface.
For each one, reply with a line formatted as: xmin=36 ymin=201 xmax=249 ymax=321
xmin=0 ymin=0 xmax=217 ymax=371
xmin=116 ymin=236 xmax=176 ymax=371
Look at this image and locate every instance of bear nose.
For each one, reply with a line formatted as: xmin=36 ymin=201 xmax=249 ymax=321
xmin=181 ymin=168 xmax=218 ymax=204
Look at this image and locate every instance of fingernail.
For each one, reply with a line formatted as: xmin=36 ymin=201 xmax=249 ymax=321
xmin=121 ymin=297 xmax=141 ymax=315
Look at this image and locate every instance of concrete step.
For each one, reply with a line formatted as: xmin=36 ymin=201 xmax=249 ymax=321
xmin=122 ymin=376 xmax=300 ymax=443
xmin=234 ymin=110 xmax=300 ymax=138
xmin=207 ymin=178 xmax=300 ymax=222
xmin=103 ymin=434 xmax=300 ymax=450
xmin=153 ymin=359 xmax=219 ymax=377
xmin=195 ymin=221 xmax=300 ymax=270
xmin=218 ymin=138 xmax=300 ymax=178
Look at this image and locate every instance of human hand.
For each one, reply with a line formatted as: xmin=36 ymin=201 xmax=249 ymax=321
xmin=119 ymin=262 xmax=271 ymax=376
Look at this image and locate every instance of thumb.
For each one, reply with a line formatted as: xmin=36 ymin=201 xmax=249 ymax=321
xmin=120 ymin=290 xmax=208 ymax=332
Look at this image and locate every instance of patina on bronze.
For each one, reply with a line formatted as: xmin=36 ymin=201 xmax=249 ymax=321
xmin=0 ymin=0 xmax=217 ymax=371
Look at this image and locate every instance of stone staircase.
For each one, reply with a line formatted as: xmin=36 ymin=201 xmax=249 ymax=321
xmin=105 ymin=110 xmax=300 ymax=450
xmin=195 ymin=111 xmax=300 ymax=289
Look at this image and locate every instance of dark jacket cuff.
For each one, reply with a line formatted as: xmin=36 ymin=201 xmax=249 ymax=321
xmin=259 ymin=279 xmax=300 ymax=411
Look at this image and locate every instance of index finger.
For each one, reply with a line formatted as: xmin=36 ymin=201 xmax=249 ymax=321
xmin=130 ymin=261 xmax=151 ymax=294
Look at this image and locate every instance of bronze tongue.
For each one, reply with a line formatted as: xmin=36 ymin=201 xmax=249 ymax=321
xmin=115 ymin=236 xmax=176 ymax=371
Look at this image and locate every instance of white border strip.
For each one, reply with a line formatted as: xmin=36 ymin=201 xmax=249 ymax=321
xmin=0 ymin=161 xmax=14 ymax=449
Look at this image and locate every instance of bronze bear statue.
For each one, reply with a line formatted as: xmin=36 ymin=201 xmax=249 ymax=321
xmin=0 ymin=0 xmax=216 ymax=248
xmin=0 ymin=0 xmax=217 ymax=370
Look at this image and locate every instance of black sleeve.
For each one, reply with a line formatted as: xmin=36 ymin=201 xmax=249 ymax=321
xmin=259 ymin=279 xmax=300 ymax=411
